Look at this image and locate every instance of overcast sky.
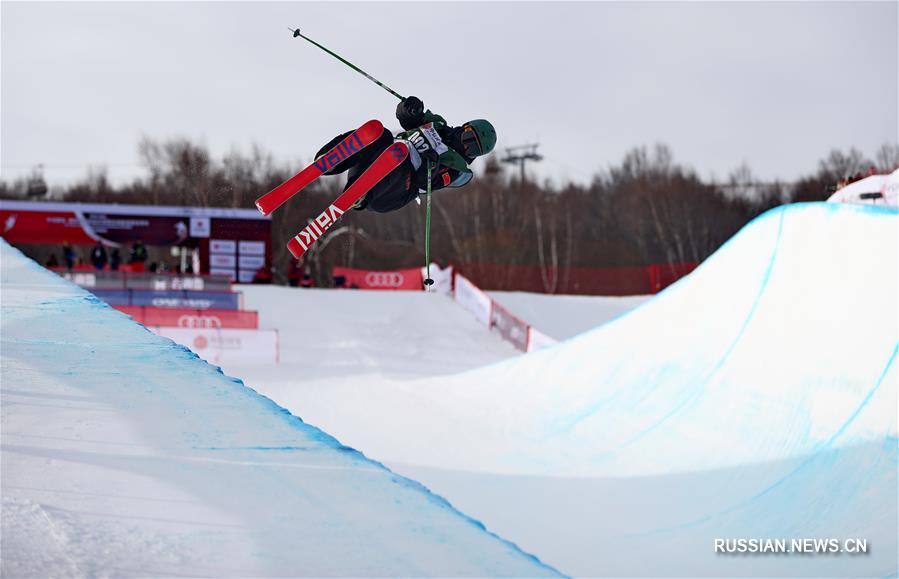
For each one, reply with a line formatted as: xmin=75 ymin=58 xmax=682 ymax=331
xmin=2 ymin=1 xmax=897 ymax=190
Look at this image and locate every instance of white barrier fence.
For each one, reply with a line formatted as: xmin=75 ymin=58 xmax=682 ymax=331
xmin=453 ymin=273 xmax=493 ymax=327
xmin=526 ymin=327 xmax=557 ymax=353
xmin=151 ymin=327 xmax=279 ymax=366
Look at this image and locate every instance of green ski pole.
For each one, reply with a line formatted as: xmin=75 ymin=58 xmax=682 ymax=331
xmin=423 ymin=160 xmax=434 ymax=287
xmin=288 ymin=27 xmax=405 ymax=101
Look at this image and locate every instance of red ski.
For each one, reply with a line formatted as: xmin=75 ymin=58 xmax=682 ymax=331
xmin=254 ymin=119 xmax=384 ymax=216
xmin=287 ymin=142 xmax=409 ymax=260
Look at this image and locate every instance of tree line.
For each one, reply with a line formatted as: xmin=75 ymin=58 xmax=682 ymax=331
xmin=2 ymin=138 xmax=897 ymax=287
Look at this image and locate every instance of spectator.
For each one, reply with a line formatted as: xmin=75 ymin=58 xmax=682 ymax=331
xmin=129 ymin=239 xmax=148 ymax=272
xmin=90 ymin=242 xmax=108 ymax=271
xmin=300 ymin=272 xmax=315 ymax=288
xmin=45 ymin=254 xmax=59 ymax=269
xmin=62 ymin=242 xmax=76 ymax=272
xmin=287 ymin=260 xmax=301 ymax=287
xmin=252 ymin=265 xmax=273 ymax=284
xmin=109 ymin=248 xmax=121 ymax=271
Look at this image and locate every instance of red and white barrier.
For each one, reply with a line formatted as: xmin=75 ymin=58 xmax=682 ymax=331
xmin=150 ymin=327 xmax=279 ymax=366
xmin=452 ymin=271 xmax=558 ymax=353
xmin=116 ymin=306 xmax=259 ymax=329
xmin=490 ymin=301 xmax=530 ymax=352
xmin=326 ymin=263 xmax=557 ymax=353
xmin=526 ymin=327 xmax=557 ymax=353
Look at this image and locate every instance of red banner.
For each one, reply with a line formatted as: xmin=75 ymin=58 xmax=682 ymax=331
xmin=647 ymin=262 xmax=698 ymax=293
xmin=0 ymin=200 xmax=269 ymax=247
xmin=1 ymin=200 xmax=272 ymax=282
xmin=456 ymin=262 xmax=698 ymax=295
xmin=1 ymin=208 xmax=96 ymax=245
xmin=332 ymin=266 xmax=423 ymax=290
xmin=115 ymin=306 xmax=258 ymax=329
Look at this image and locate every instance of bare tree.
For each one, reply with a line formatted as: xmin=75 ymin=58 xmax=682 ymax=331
xmin=533 ymin=202 xmax=558 ymax=293
xmin=875 ymin=143 xmax=899 ymax=172
xmin=817 ymin=147 xmax=872 ymax=182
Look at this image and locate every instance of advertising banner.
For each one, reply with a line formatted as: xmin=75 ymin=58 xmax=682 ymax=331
xmin=92 ymin=289 xmax=241 ymax=310
xmin=210 ymin=254 xmax=237 ymax=268
xmin=0 ymin=200 xmax=268 ymax=247
xmin=1 ymin=207 xmax=96 ymax=245
xmin=60 ymin=271 xmax=127 ymax=290
xmin=150 ymin=327 xmax=279 ymax=366
xmin=59 ymin=270 xmax=231 ymax=292
xmin=456 ymin=262 xmax=698 ymax=295
xmin=210 ymin=235 xmax=268 ymax=283
xmin=129 ymin=273 xmax=232 ymax=292
xmin=332 ymin=266 xmax=423 ymax=290
xmin=116 ymin=306 xmax=258 ymax=329
xmin=1 ymin=200 xmax=272 ymax=281
xmin=454 ymin=273 xmax=492 ymax=327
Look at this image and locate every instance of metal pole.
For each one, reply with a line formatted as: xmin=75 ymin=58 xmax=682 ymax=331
xmin=423 ymin=161 xmax=434 ymax=287
xmin=288 ymin=27 xmax=405 ymax=100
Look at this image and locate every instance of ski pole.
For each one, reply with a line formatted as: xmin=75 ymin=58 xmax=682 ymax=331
xmin=288 ymin=27 xmax=405 ymax=101
xmin=423 ymin=161 xmax=435 ymax=287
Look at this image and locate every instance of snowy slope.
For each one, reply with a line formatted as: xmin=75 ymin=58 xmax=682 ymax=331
xmin=244 ymin=203 xmax=897 ymax=577
xmin=488 ymin=292 xmax=649 ymax=340
xmin=226 ymin=285 xmax=521 ymax=410
xmin=0 ymin=241 xmax=560 ymax=578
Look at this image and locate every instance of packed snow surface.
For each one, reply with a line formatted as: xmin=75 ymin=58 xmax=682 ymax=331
xmin=0 ymin=241 xmax=559 ymax=578
xmin=488 ymin=291 xmax=650 ymax=340
xmin=233 ymin=203 xmax=898 ymax=577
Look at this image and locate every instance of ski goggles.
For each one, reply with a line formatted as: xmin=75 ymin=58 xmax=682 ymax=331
xmin=461 ymin=124 xmax=482 ymax=158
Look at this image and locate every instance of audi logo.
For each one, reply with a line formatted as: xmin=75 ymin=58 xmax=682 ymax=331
xmin=364 ymin=272 xmax=405 ymax=288
xmin=178 ymin=315 xmax=222 ymax=329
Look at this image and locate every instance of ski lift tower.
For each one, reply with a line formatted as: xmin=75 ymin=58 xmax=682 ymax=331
xmin=501 ymin=144 xmax=543 ymax=183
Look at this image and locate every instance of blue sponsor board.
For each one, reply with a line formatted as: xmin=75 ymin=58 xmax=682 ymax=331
xmin=92 ymin=290 xmax=240 ymax=310
xmin=91 ymin=289 xmax=131 ymax=306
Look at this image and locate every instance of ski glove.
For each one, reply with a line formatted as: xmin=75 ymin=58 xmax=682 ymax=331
xmin=419 ymin=147 xmax=439 ymax=166
xmin=396 ymin=96 xmax=425 ymax=130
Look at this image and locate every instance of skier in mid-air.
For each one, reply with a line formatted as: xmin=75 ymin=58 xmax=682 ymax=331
xmin=315 ymin=96 xmax=496 ymax=213
xmin=254 ymin=28 xmax=498 ymax=272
